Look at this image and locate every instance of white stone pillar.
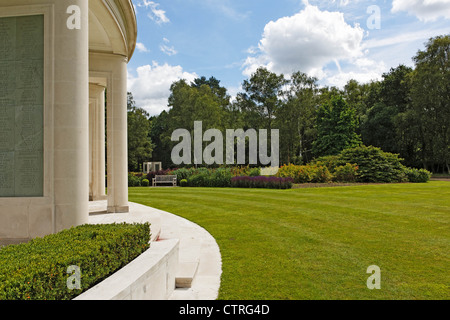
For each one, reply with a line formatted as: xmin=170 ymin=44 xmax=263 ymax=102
xmin=89 ymin=84 xmax=106 ymax=201
xmin=107 ymin=55 xmax=129 ymax=213
xmin=89 ymin=98 xmax=94 ymax=199
xmin=53 ymin=0 xmax=89 ymax=231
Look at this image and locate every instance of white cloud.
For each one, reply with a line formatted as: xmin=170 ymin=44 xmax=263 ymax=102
xmin=160 ymin=45 xmax=178 ymax=56
xmin=159 ymin=38 xmax=177 ymax=56
xmin=137 ymin=0 xmax=170 ymax=24
xmin=326 ymin=58 xmax=386 ymax=87
xmin=242 ymin=3 xmax=383 ymax=87
xmin=392 ymin=0 xmax=450 ymax=22
xmin=136 ymin=42 xmax=149 ymax=53
xmin=363 ymin=27 xmax=450 ymax=49
xmin=128 ymin=62 xmax=198 ymax=116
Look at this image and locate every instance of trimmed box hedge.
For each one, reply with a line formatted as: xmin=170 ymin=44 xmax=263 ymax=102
xmin=0 ymin=223 xmax=151 ymax=300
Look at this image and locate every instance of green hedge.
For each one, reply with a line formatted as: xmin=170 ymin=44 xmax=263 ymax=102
xmin=0 ymin=223 xmax=151 ymax=300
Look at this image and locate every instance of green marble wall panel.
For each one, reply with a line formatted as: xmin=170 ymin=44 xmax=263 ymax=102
xmin=0 ymin=15 xmax=44 ymax=197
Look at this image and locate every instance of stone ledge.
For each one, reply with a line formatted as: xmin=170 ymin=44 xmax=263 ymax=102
xmin=74 ymin=239 xmax=179 ymax=300
xmin=176 ymin=260 xmax=199 ymax=289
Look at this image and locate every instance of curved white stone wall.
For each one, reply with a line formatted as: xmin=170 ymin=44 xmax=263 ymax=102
xmin=74 ymin=239 xmax=179 ymax=300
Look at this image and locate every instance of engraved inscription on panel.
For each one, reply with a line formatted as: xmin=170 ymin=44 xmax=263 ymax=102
xmin=0 ymin=15 xmax=44 ymax=197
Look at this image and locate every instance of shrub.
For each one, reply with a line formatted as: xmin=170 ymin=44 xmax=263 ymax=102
xmin=277 ymin=164 xmax=332 ymax=183
xmin=128 ymin=173 xmax=141 ymax=187
xmin=0 ymin=223 xmax=150 ymax=300
xmin=210 ymin=168 xmax=232 ymax=187
xmin=171 ymin=168 xmax=195 ymax=182
xmin=312 ymin=155 xmax=340 ymax=174
xmin=338 ymin=145 xmax=407 ymax=183
xmin=180 ymin=179 xmax=188 ymax=187
xmin=249 ymin=167 xmax=261 ymax=177
xmin=276 ymin=164 xmax=296 ymax=179
xmin=231 ymin=176 xmax=293 ymax=189
xmin=186 ymin=167 xmax=232 ymax=188
xmin=333 ymin=163 xmax=359 ymax=182
xmin=293 ymin=167 xmax=309 ymax=183
xmin=141 ymin=179 xmax=150 ymax=187
xmin=230 ymin=166 xmax=261 ymax=177
xmin=310 ymin=165 xmax=333 ymax=183
xmin=277 ymin=164 xmax=311 ymax=183
xmin=188 ymin=170 xmax=212 ymax=187
xmin=405 ymin=168 xmax=432 ymax=183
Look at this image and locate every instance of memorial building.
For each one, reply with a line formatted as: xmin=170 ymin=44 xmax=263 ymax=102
xmin=0 ymin=0 xmax=136 ymax=243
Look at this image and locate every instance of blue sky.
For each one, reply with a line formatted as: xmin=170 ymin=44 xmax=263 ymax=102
xmin=127 ymin=0 xmax=450 ymax=116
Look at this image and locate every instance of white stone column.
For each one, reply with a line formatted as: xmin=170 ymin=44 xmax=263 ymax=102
xmin=89 ymin=98 xmax=94 ymax=199
xmin=107 ymin=55 xmax=129 ymax=213
xmin=89 ymin=84 xmax=106 ymax=201
xmin=89 ymin=53 xmax=129 ymax=214
xmin=53 ymin=0 xmax=89 ymax=231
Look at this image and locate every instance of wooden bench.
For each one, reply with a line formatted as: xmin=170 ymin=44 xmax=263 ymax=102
xmin=152 ymin=175 xmax=177 ymax=187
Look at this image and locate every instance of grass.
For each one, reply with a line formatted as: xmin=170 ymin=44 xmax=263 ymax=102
xmin=129 ymin=182 xmax=450 ymax=300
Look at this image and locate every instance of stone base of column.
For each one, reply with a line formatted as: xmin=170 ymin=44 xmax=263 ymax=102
xmin=107 ymin=206 xmax=130 ymax=213
xmin=90 ymin=195 xmax=108 ymax=201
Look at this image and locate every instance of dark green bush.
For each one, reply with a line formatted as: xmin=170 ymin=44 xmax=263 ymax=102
xmin=338 ymin=145 xmax=407 ymax=183
xmin=0 ymin=223 xmax=150 ymax=300
xmin=180 ymin=179 xmax=188 ymax=187
xmin=141 ymin=179 xmax=150 ymax=187
xmin=405 ymin=168 xmax=432 ymax=183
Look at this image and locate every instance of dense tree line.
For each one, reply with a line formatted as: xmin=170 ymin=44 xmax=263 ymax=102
xmin=128 ymin=35 xmax=449 ymax=173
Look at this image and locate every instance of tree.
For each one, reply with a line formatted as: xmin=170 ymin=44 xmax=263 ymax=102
xmin=360 ymin=66 xmax=414 ymax=155
xmin=191 ymin=76 xmax=230 ymax=105
xmin=127 ymin=92 xmax=154 ymax=172
xmin=410 ymin=35 xmax=450 ymax=172
xmin=361 ymin=102 xmax=398 ymax=153
xmin=162 ymin=79 xmax=229 ymax=167
xmin=167 ymin=79 xmax=227 ymax=131
xmin=239 ymin=67 xmax=287 ymax=130
xmin=313 ymin=95 xmax=362 ymax=157
xmin=277 ymin=71 xmax=319 ymax=164
xmin=343 ymin=79 xmax=373 ymax=116
xmin=149 ymin=110 xmax=172 ymax=167
xmin=379 ymin=65 xmax=413 ymax=113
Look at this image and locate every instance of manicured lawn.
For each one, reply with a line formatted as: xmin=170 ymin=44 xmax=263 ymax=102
xmin=129 ymin=182 xmax=450 ymax=300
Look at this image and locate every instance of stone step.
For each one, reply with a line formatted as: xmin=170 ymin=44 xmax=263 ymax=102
xmin=175 ymin=260 xmax=199 ymax=288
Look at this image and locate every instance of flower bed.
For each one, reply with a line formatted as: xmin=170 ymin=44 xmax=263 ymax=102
xmin=231 ymin=176 xmax=293 ymax=189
